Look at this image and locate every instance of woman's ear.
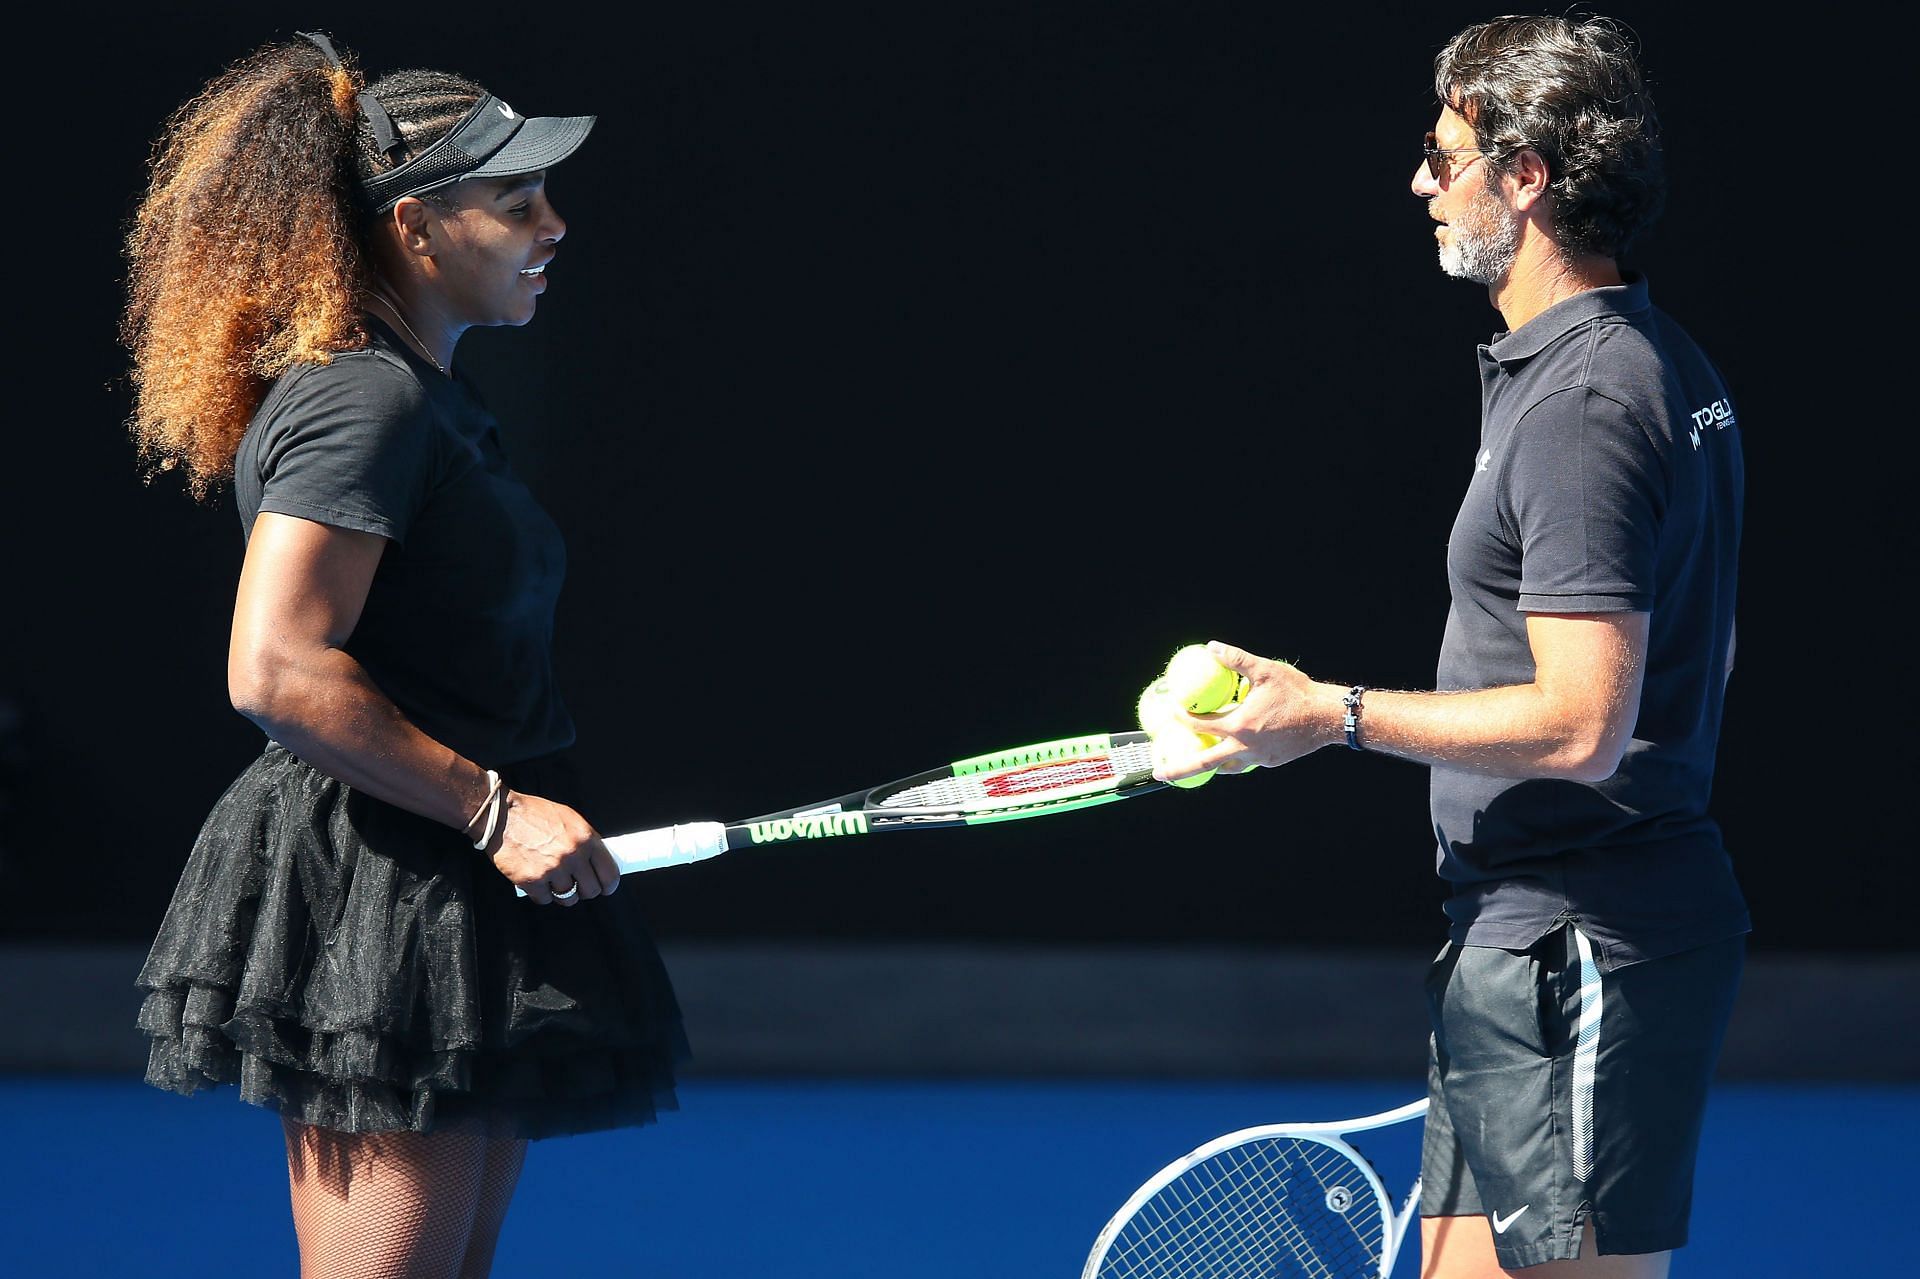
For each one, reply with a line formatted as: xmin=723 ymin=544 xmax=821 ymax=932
xmin=384 ymin=196 xmax=437 ymax=257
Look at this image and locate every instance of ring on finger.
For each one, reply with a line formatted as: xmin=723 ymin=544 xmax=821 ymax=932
xmin=552 ymin=880 xmax=580 ymax=901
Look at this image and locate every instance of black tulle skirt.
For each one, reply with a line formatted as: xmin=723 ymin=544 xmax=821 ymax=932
xmin=135 ymin=743 xmax=689 ymax=1139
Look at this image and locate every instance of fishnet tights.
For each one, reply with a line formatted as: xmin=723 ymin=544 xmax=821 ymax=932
xmin=284 ymin=1118 xmax=527 ymax=1278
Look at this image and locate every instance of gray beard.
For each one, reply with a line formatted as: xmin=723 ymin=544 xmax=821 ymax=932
xmin=1438 ymin=189 xmax=1521 ymax=285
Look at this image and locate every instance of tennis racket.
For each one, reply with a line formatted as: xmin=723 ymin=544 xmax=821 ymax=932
xmin=1082 ymin=1098 xmax=1429 ymax=1279
xmin=517 ymin=730 xmax=1165 ymax=894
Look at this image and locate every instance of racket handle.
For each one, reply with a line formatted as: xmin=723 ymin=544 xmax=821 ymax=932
xmin=512 ymin=821 xmax=729 ymax=897
xmin=605 ymin=822 xmax=729 ymax=874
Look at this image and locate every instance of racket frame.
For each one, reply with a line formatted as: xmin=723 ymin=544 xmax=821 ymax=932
xmin=731 ymin=728 xmax=1162 ymax=839
xmin=519 ymin=730 xmax=1167 ymax=893
xmin=1081 ymin=1098 xmax=1429 ymax=1279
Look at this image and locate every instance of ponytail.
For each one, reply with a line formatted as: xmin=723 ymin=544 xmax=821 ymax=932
xmin=121 ymin=37 xmax=369 ymax=499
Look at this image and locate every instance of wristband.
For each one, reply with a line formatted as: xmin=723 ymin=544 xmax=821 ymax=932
xmin=1341 ymin=686 xmax=1368 ymax=751
xmin=466 ymin=769 xmax=504 ymax=849
xmin=473 ymin=785 xmax=507 ymax=852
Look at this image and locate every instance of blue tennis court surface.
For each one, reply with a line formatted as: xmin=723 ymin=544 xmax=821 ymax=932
xmin=2 ymin=1075 xmax=1908 ymax=1276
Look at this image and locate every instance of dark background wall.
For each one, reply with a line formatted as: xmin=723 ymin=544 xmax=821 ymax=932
xmin=3 ymin=3 xmax=1893 ymax=955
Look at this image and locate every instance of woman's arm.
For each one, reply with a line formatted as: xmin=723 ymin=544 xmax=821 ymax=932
xmin=227 ymin=511 xmax=618 ymax=903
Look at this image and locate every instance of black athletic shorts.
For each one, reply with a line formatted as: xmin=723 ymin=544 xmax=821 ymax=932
xmin=1419 ymin=924 xmax=1744 ymax=1268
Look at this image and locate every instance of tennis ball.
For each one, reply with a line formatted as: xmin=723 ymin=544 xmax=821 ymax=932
xmin=1162 ymin=645 xmax=1239 ymax=714
xmin=1136 ymin=683 xmax=1182 ymax=738
xmin=1151 ymin=724 xmax=1218 ymax=789
xmin=1138 ymin=682 xmax=1215 ymax=788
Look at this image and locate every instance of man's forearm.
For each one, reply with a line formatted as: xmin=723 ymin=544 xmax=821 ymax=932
xmin=1327 ymin=681 xmax=1628 ymax=782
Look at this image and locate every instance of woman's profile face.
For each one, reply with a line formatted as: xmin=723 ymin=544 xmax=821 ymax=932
xmin=424 ymin=173 xmax=567 ymax=328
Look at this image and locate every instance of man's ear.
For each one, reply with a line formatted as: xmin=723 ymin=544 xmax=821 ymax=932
xmin=1508 ymin=148 xmax=1552 ymax=213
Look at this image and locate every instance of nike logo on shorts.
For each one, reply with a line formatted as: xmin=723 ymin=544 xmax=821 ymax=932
xmin=1491 ymin=1205 xmax=1531 ymax=1234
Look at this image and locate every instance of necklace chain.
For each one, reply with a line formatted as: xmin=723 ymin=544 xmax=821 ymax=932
xmin=366 ymin=286 xmax=448 ymax=376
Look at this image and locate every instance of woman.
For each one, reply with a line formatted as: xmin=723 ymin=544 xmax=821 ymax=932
xmin=121 ymin=31 xmax=686 ymax=1277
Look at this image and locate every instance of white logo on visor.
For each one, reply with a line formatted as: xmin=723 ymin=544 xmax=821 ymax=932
xmin=498 ymin=101 xmax=516 ymax=120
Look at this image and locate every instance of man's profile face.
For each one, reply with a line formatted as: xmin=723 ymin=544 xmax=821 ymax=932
xmin=1415 ymin=106 xmax=1520 ymax=286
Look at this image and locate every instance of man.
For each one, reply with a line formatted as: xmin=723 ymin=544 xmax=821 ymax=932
xmin=1156 ymin=15 xmax=1748 ymax=1276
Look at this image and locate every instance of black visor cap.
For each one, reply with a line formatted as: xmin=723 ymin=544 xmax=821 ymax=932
xmin=361 ymin=93 xmax=595 ymax=212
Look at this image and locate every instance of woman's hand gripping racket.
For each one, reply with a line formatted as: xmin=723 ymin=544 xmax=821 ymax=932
xmin=1083 ymin=1099 xmax=1429 ymax=1279
xmin=518 ymin=731 xmax=1164 ymax=894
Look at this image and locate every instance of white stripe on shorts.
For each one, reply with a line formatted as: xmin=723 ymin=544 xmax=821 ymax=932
xmin=1570 ymin=927 xmax=1603 ymax=1183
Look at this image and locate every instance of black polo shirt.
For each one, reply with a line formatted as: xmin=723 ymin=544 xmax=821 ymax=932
xmin=233 ymin=318 xmax=575 ymax=769
xmin=1429 ymin=275 xmax=1749 ymax=971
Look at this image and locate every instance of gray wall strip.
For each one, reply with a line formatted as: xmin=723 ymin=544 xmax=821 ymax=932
xmin=2 ymin=945 xmax=1911 ymax=1080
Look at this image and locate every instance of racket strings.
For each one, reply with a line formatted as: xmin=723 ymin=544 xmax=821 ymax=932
xmin=1095 ymin=1137 xmax=1385 ymax=1279
xmin=883 ymin=742 xmax=1156 ymax=812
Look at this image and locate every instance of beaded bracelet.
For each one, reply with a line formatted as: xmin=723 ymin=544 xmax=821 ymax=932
xmin=1341 ymin=686 xmax=1369 ymax=752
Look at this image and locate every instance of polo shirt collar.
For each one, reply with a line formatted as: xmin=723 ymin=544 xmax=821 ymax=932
xmin=1483 ymin=272 xmax=1650 ymax=367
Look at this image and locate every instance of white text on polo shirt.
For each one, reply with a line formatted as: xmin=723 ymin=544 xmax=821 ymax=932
xmin=1687 ymin=398 xmax=1736 ymax=449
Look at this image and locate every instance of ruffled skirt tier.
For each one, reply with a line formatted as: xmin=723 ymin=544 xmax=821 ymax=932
xmin=136 ymin=744 xmax=688 ymax=1138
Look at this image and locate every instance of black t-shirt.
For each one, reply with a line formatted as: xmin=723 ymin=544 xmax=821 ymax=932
xmin=233 ymin=318 xmax=574 ymax=768
xmin=1430 ymin=275 xmax=1749 ymax=970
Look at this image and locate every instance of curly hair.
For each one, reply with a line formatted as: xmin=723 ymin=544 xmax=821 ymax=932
xmin=1434 ymin=13 xmax=1665 ymax=259
xmin=120 ymin=36 xmax=483 ymax=499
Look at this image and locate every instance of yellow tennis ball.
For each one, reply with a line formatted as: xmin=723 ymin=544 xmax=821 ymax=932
xmin=1136 ymin=684 xmax=1182 ymax=738
xmin=1162 ymin=645 xmax=1239 ymax=714
xmin=1152 ymin=724 xmax=1218 ymax=789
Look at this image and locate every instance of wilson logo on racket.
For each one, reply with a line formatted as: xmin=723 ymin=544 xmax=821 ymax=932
xmin=747 ymin=811 xmax=871 ymax=844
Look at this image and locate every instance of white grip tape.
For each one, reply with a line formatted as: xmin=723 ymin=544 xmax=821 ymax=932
xmin=606 ymin=822 xmax=730 ymax=874
xmin=512 ymin=821 xmax=729 ymax=897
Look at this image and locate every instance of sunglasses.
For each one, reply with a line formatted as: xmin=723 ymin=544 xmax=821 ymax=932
xmin=1422 ymin=131 xmax=1488 ymax=183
